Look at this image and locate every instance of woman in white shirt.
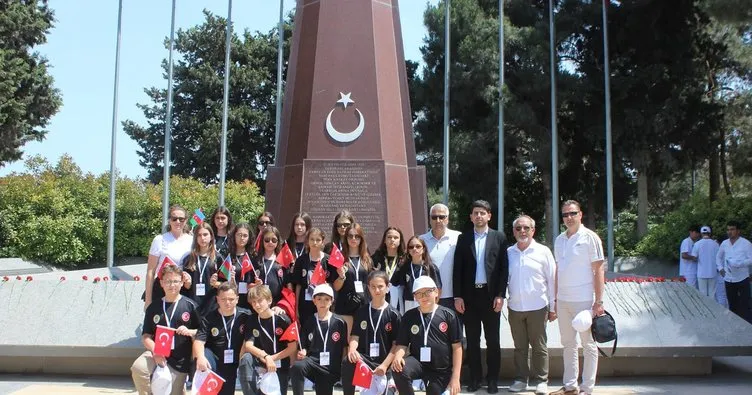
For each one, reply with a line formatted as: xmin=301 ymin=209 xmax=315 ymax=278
xmin=144 ymin=205 xmax=193 ymax=309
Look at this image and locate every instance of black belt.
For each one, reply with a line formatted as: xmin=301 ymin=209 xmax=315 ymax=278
xmin=474 ymin=283 xmax=487 ymax=289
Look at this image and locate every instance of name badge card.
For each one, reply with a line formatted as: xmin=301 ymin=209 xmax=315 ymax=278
xmin=369 ymin=343 xmax=380 ymax=358
xmin=319 ymin=352 xmax=330 ymax=366
xmin=238 ymin=282 xmax=248 ymax=294
xmin=196 ymin=283 xmax=206 ymax=296
xmin=420 ymin=346 xmax=431 ymax=362
xmin=224 ymin=349 xmax=234 ymax=364
xmin=275 ymin=359 xmax=282 ymax=368
xmin=354 ymin=280 xmax=364 ymax=293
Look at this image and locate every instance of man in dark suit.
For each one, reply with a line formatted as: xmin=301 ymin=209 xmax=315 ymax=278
xmin=453 ymin=200 xmax=509 ymax=394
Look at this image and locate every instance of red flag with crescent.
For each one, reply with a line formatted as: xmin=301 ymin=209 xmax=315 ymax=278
xmin=153 ymin=325 xmax=175 ymax=357
xmin=278 ymin=287 xmax=297 ymax=322
xmin=240 ymin=252 xmax=253 ymax=277
xmin=328 ymin=243 xmax=345 ymax=269
xmin=278 ymin=243 xmax=295 ymax=269
xmin=310 ymin=262 xmax=326 ymax=286
xmin=352 ymin=359 xmax=373 ymax=388
xmin=280 ymin=320 xmax=299 ymax=342
xmin=196 ymin=369 xmax=225 ymax=395
xmin=155 ymin=256 xmax=177 ymax=279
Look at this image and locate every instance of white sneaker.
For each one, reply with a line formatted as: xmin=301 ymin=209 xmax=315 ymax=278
xmin=508 ymin=381 xmax=527 ymax=392
xmin=534 ymin=382 xmax=548 ymax=395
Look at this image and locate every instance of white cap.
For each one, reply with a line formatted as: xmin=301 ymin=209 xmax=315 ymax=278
xmin=150 ymin=365 xmax=173 ymax=395
xmin=259 ymin=371 xmax=281 ymax=395
xmin=700 ymin=225 xmax=711 ymax=234
xmin=359 ymin=374 xmax=388 ymax=395
xmin=312 ymin=283 xmax=334 ymax=298
xmin=412 ymin=275 xmax=437 ymax=293
xmin=572 ymin=310 xmax=593 ymax=332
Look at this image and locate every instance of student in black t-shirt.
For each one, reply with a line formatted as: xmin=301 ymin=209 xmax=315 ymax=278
xmin=194 ymin=282 xmax=251 ymax=395
xmin=239 ymin=285 xmax=298 ymax=395
xmin=254 ymin=226 xmax=288 ymax=306
xmin=371 ymin=227 xmax=407 ymax=310
xmin=341 ymin=271 xmax=401 ymax=395
xmin=210 ymin=206 xmax=234 ymax=259
xmin=225 ymin=223 xmax=259 ymax=310
xmin=131 ymin=265 xmax=201 ymax=395
xmin=333 ymin=223 xmax=374 ymax=337
xmin=290 ymin=284 xmax=348 ymax=395
xmin=391 ymin=276 xmax=462 ymax=395
xmin=291 ymin=228 xmax=337 ymax=329
xmin=286 ymin=212 xmax=312 ymax=264
xmin=182 ymin=222 xmax=221 ymax=315
xmin=391 ymin=237 xmax=442 ymax=311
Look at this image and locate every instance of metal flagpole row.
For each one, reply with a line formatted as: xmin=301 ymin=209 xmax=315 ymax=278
xmin=274 ymin=0 xmax=284 ymax=165
xmin=106 ymin=0 xmax=124 ymax=269
xmin=498 ymin=0 xmax=504 ymax=228
xmin=219 ymin=0 xmax=233 ymax=206
xmin=603 ymin=0 xmax=615 ymax=270
xmin=161 ymin=0 xmax=177 ymax=229
xmin=442 ymin=0 xmax=451 ymax=206
xmin=549 ymin=0 xmax=560 ymax=241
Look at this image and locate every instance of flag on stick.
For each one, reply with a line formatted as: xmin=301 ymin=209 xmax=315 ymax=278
xmin=328 ymin=243 xmax=344 ymax=269
xmin=153 ymin=325 xmax=175 ymax=357
xmin=218 ymin=255 xmax=233 ymax=280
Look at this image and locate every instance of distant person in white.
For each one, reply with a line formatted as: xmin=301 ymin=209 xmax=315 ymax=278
xmin=716 ymin=220 xmax=752 ymax=323
xmin=679 ymin=225 xmax=701 ymax=288
xmin=691 ymin=226 xmax=720 ymax=300
xmin=506 ymin=215 xmax=555 ymax=395
xmin=551 ymin=200 xmax=604 ymax=395
xmin=420 ymin=203 xmax=461 ymax=311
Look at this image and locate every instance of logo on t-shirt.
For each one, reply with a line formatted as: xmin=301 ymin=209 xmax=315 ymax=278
xmin=439 ymin=322 xmax=448 ymax=333
xmin=240 ymin=324 xmax=245 ymax=334
xmin=332 ymin=332 xmax=341 ymax=342
xmin=153 ymin=315 xmax=160 ymax=324
xmin=385 ymin=322 xmax=393 ymax=332
xmin=360 ymin=321 xmax=368 ymax=330
xmin=302 ymin=269 xmax=307 ymax=277
xmin=253 ymin=329 xmax=260 ymax=338
xmin=410 ymin=325 xmax=420 ymax=335
xmin=278 ymin=269 xmax=284 ymax=278
xmin=275 ymin=327 xmax=284 ymax=336
xmin=211 ymin=327 xmax=219 ymax=337
xmin=181 ymin=312 xmax=190 ymax=322
xmin=308 ymin=333 xmax=313 ymax=341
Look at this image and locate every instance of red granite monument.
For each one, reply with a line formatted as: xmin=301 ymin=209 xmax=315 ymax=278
xmin=265 ymin=0 xmax=427 ymax=247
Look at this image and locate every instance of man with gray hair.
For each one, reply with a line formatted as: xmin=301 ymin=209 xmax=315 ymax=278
xmin=420 ymin=203 xmax=462 ymax=311
xmin=506 ymin=215 xmax=555 ymax=395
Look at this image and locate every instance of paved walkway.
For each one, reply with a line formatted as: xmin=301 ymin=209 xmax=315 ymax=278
xmin=1 ymin=356 xmax=750 ymax=395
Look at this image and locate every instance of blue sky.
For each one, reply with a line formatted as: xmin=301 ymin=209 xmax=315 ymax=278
xmin=0 ymin=0 xmax=438 ymax=179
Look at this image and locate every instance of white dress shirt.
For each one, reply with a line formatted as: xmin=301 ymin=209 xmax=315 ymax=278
xmin=474 ymin=229 xmax=488 ymax=284
xmin=716 ymin=237 xmax=752 ymax=283
xmin=507 ymin=239 xmax=556 ymax=312
xmin=420 ymin=229 xmax=461 ymax=298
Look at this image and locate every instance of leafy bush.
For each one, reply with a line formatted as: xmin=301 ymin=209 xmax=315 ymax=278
xmin=0 ymin=155 xmax=264 ymax=267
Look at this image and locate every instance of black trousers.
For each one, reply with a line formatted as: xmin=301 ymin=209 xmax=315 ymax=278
xmin=393 ymin=356 xmax=451 ymax=395
xmin=290 ymin=357 xmax=339 ymax=395
xmin=462 ymin=286 xmax=500 ymax=383
xmin=341 ymin=356 xmax=382 ymax=395
xmin=202 ymin=349 xmax=239 ymax=395
xmin=726 ymin=279 xmax=752 ymax=323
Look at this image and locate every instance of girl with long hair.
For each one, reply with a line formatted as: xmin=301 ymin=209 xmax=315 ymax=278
xmin=225 ymin=222 xmax=258 ymax=310
xmin=254 ymin=226 xmax=287 ymax=306
xmin=210 ymin=206 xmax=234 ymax=258
xmin=286 ymin=212 xmax=312 ymax=261
xmin=182 ymin=222 xmax=219 ymax=314
xmin=391 ymin=236 xmax=442 ymax=311
xmin=325 ymin=210 xmax=355 ymax=254
xmin=333 ymin=223 xmax=373 ymax=337
xmin=371 ymin=226 xmax=406 ymax=311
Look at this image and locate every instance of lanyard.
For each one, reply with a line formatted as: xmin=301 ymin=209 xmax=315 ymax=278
xmin=352 ymin=257 xmax=361 ymax=281
xmin=295 ymin=244 xmax=304 ymax=259
xmin=385 ymin=256 xmax=397 ymax=280
xmin=222 ymin=311 xmax=237 ymax=349
xmin=258 ymin=316 xmax=277 ymax=354
xmin=369 ymin=303 xmax=387 ymax=343
xmin=162 ymin=297 xmax=180 ymax=328
xmin=197 ymin=256 xmax=208 ymax=284
xmin=316 ymin=314 xmax=332 ymax=351
xmin=420 ymin=306 xmax=438 ymax=346
xmin=263 ymin=258 xmax=275 ymax=284
xmin=411 ymin=263 xmax=423 ymax=280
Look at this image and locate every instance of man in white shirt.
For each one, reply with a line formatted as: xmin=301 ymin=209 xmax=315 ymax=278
xmin=679 ymin=225 xmax=701 ymax=288
xmin=716 ymin=220 xmax=752 ymax=323
xmin=691 ymin=226 xmax=720 ymax=299
xmin=420 ymin=203 xmax=462 ymax=311
xmin=506 ymin=215 xmax=555 ymax=395
xmin=550 ymin=200 xmax=604 ymax=395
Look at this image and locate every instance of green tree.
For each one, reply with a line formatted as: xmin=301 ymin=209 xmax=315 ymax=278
xmin=123 ymin=10 xmax=292 ymax=191
xmin=0 ymin=0 xmax=62 ymax=166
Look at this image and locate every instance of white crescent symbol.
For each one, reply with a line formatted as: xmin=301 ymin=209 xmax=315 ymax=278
xmin=207 ymin=378 xmax=218 ymax=390
xmin=326 ymin=108 xmax=365 ymax=143
xmin=358 ymin=363 xmax=370 ymax=376
xmin=158 ymin=332 xmax=170 ymax=342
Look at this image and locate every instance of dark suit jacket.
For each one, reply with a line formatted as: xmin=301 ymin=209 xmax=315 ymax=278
xmin=452 ymin=228 xmax=509 ymax=300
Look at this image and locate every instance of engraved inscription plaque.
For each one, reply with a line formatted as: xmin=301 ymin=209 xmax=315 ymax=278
xmin=302 ymin=160 xmax=387 ymax=248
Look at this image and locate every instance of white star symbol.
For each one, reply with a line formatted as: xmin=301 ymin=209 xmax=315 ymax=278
xmin=337 ymin=92 xmax=355 ymax=109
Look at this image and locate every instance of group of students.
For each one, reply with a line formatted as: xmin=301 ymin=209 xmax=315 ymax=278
xmin=132 ymin=205 xmax=461 ymax=395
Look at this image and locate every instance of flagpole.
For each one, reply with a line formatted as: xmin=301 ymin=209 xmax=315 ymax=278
xmin=218 ymin=0 xmax=233 ymax=206
xmin=161 ymin=0 xmax=177 ymax=229
xmin=497 ymin=0 xmax=504 ymax=228
xmin=274 ymin=0 xmax=284 ymax=165
xmin=549 ymin=0 xmax=560 ymax=242
xmin=107 ymin=0 xmax=123 ymax=269
xmin=442 ymin=0 xmax=451 ymax=205
xmin=602 ymin=0 xmax=615 ymax=270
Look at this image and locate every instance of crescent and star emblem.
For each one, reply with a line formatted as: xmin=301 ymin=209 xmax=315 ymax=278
xmin=206 ymin=378 xmax=218 ymax=390
xmin=325 ymin=92 xmax=365 ymax=143
xmin=157 ymin=332 xmax=170 ymax=346
xmin=358 ymin=363 xmax=370 ymax=377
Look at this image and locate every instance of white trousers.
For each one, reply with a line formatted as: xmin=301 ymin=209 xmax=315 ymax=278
xmin=557 ymin=300 xmax=598 ymax=394
xmin=698 ymin=277 xmax=715 ymax=298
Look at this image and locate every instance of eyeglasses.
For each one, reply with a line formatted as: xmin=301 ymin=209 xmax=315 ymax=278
xmin=162 ymin=280 xmax=182 ymax=286
xmin=407 ymin=244 xmax=423 ymax=250
xmin=218 ymin=297 xmax=238 ymax=302
xmin=337 ymin=223 xmax=352 ymax=229
xmin=514 ymin=226 xmax=532 ymax=232
xmin=170 ymin=216 xmax=186 ymax=222
xmin=562 ymin=211 xmax=579 ymax=218
xmin=430 ymin=215 xmax=448 ymax=221
xmin=264 ymin=237 xmax=278 ymax=243
xmin=258 ymin=220 xmax=272 ymax=226
xmin=347 ymin=234 xmax=361 ymax=240
xmin=414 ymin=288 xmax=435 ymax=298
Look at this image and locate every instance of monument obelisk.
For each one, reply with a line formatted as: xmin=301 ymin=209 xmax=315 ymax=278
xmin=265 ymin=0 xmax=427 ymax=247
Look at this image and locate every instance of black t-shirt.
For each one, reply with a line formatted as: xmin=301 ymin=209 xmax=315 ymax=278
xmin=254 ymin=257 xmax=287 ymax=305
xmin=300 ymin=313 xmax=348 ymax=374
xmin=182 ymin=254 xmax=221 ymax=315
xmin=232 ymin=254 xmax=259 ymax=309
xmin=142 ymin=296 xmax=201 ymax=373
xmin=291 ymin=254 xmax=337 ymax=304
xmin=243 ymin=313 xmax=293 ymax=369
xmin=391 ymin=262 xmax=443 ymax=302
xmin=215 ymin=235 xmax=230 ymax=259
xmin=334 ymin=257 xmax=371 ymax=315
xmin=351 ymin=303 xmax=401 ymax=364
xmin=196 ymin=307 xmax=252 ymax=365
xmin=371 ymin=252 xmax=404 ymax=304
xmin=396 ymin=305 xmax=460 ymax=373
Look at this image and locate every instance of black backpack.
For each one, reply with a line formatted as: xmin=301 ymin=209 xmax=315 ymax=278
xmin=591 ymin=310 xmax=617 ymax=357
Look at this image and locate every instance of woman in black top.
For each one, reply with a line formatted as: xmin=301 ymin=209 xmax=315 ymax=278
xmin=333 ymin=223 xmax=373 ymax=338
xmin=182 ymin=222 xmax=221 ymax=315
xmin=391 ymin=236 xmax=442 ymax=312
xmin=324 ymin=210 xmax=354 ymax=254
xmin=371 ymin=227 xmax=406 ymax=311
xmin=210 ymin=206 xmax=234 ymax=259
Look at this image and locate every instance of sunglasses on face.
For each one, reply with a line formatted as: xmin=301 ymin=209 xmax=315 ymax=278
xmin=337 ymin=223 xmax=352 ymax=229
xmin=407 ymin=244 xmax=423 ymax=250
xmin=258 ymin=220 xmax=272 ymax=226
xmin=264 ymin=237 xmax=278 ymax=243
xmin=347 ymin=234 xmax=361 ymax=240
xmin=170 ymin=216 xmax=186 ymax=222
xmin=430 ymin=215 xmax=448 ymax=221
xmin=514 ymin=226 xmax=532 ymax=232
xmin=562 ymin=211 xmax=579 ymax=218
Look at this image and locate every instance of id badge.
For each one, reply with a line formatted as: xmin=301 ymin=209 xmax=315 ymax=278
xmin=420 ymin=346 xmax=431 ymax=362
xmin=224 ymin=349 xmax=234 ymax=364
xmin=319 ymin=352 xmax=330 ymax=366
xmin=354 ymin=281 xmax=364 ymax=293
xmin=171 ymin=337 xmax=175 ymax=350
xmin=275 ymin=359 xmax=282 ymax=368
xmin=238 ymin=282 xmax=248 ymax=294
xmin=196 ymin=283 xmax=206 ymax=296
xmin=305 ymin=288 xmax=313 ymax=301
xmin=369 ymin=343 xmax=380 ymax=358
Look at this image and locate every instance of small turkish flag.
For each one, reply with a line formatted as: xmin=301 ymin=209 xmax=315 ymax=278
xmin=352 ymin=359 xmax=373 ymax=388
xmin=278 ymin=287 xmax=297 ymax=322
xmin=280 ymin=321 xmax=299 ymax=342
xmin=310 ymin=262 xmax=326 ymax=286
xmin=328 ymin=243 xmax=345 ymax=269
xmin=153 ymin=325 xmax=175 ymax=357
xmin=196 ymin=369 xmax=225 ymax=395
xmin=155 ymin=256 xmax=177 ymax=279
xmin=240 ymin=252 xmax=253 ymax=278
xmin=254 ymin=232 xmax=262 ymax=254
xmin=278 ymin=243 xmax=295 ymax=269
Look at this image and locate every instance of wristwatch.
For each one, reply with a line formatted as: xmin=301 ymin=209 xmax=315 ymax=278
xmin=594 ymin=300 xmax=603 ymax=305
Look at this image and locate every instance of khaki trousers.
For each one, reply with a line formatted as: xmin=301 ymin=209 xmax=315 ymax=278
xmin=508 ymin=306 xmax=549 ymax=385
